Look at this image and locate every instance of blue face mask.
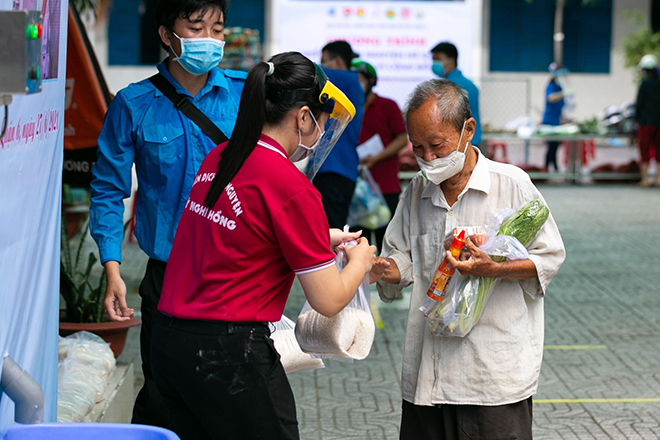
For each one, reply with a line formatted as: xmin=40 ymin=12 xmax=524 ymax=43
xmin=432 ymin=60 xmax=446 ymax=78
xmin=171 ymin=32 xmax=225 ymax=76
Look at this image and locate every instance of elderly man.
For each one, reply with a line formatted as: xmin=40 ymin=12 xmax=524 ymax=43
xmin=371 ymin=79 xmax=565 ymax=439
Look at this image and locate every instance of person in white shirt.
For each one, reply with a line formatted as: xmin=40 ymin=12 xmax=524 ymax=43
xmin=370 ymin=79 xmax=565 ymax=440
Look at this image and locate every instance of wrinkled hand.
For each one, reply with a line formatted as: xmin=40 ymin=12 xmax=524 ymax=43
xmin=369 ymin=257 xmax=391 ymax=284
xmin=330 ymin=228 xmax=362 ymax=252
xmin=103 ymin=271 xmax=134 ymax=321
xmin=445 ymin=234 xmax=487 ymax=260
xmin=445 ymin=237 xmax=497 ymax=277
xmin=341 ymin=237 xmax=376 ymax=274
xmin=359 ymin=155 xmax=379 ymax=170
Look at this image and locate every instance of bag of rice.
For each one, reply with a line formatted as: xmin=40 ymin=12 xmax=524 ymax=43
xmin=270 ymin=315 xmax=324 ymax=373
xmin=295 ymin=233 xmax=375 ymax=362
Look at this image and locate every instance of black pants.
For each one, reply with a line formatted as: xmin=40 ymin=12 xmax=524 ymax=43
xmin=356 ymin=192 xmax=400 ymax=253
xmin=151 ymin=313 xmax=299 ymax=440
xmin=313 ymin=172 xmax=356 ymax=229
xmin=132 ymin=259 xmax=170 ymax=429
xmin=545 ymin=141 xmax=560 ymax=171
xmin=400 ymin=398 xmax=533 ymax=440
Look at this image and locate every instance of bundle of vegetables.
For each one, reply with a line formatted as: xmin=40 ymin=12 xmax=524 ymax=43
xmin=427 ymin=200 xmax=549 ymax=337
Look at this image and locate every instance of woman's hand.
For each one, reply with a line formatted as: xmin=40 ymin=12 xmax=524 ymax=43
xmin=329 ymin=228 xmax=362 ymax=252
xmin=342 ymin=237 xmax=376 ymax=273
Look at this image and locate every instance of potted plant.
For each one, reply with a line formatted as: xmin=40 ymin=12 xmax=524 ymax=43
xmin=59 ymin=212 xmax=140 ymax=357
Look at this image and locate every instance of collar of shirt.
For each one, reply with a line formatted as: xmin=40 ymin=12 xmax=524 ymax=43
xmin=256 ymin=134 xmax=289 ymax=160
xmin=366 ymin=93 xmax=380 ymax=110
xmin=420 ymin=147 xmax=490 ymax=206
xmin=445 ymin=69 xmax=464 ymax=81
xmin=155 ymin=60 xmax=229 ymax=99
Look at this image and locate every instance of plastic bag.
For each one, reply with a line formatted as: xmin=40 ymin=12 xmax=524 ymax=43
xmin=57 ymin=387 xmax=95 ymax=423
xmin=58 ymin=331 xmax=116 ymax=380
xmin=270 ymin=315 xmax=324 ymax=373
xmin=295 ymin=231 xmax=376 ymax=362
xmin=57 ymin=331 xmax=105 ymax=362
xmin=426 ymin=200 xmax=549 ymax=337
xmin=59 ymin=357 xmax=106 ymax=402
xmin=56 ymin=331 xmax=117 ymax=422
xmin=346 ymin=166 xmax=391 ymax=230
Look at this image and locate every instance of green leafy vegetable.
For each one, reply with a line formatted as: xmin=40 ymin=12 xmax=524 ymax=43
xmin=428 ymin=200 xmax=549 ymax=336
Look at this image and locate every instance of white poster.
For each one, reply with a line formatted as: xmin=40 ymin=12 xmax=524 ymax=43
xmin=273 ymin=0 xmax=475 ymax=106
xmin=0 ymin=0 xmax=67 ymax=428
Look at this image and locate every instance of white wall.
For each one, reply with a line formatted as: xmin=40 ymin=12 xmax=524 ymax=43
xmin=83 ymin=13 xmax=156 ymax=94
xmin=480 ymin=0 xmax=650 ymax=126
xmin=87 ymin=0 xmax=648 ymax=117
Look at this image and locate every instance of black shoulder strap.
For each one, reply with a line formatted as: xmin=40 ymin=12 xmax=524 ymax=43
xmin=148 ymin=73 xmax=228 ymax=145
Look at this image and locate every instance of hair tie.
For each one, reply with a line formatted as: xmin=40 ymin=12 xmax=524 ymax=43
xmin=266 ymin=62 xmax=275 ymax=76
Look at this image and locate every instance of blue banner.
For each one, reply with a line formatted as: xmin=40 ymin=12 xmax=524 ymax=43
xmin=0 ymin=0 xmax=68 ymax=428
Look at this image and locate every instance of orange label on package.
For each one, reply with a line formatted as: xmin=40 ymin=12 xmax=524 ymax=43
xmin=426 ymin=273 xmax=451 ymax=301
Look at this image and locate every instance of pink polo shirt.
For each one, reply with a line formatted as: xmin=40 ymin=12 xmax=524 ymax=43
xmin=159 ymin=135 xmax=336 ymax=322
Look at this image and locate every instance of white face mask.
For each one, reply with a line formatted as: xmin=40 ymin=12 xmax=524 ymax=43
xmin=415 ymin=121 xmax=469 ymax=185
xmin=290 ymin=111 xmax=325 ymax=162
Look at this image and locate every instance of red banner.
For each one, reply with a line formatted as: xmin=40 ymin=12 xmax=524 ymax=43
xmin=63 ymin=5 xmax=111 ymax=186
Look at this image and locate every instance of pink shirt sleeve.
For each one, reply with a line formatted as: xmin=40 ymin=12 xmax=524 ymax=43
xmin=272 ymin=188 xmax=336 ymax=274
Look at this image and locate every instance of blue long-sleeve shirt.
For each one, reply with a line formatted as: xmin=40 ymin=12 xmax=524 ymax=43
xmin=445 ymin=69 xmax=482 ymax=146
xmin=90 ymin=61 xmax=246 ymax=264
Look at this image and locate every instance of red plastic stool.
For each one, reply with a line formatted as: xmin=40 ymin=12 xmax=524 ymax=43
xmin=487 ymin=141 xmax=509 ymax=163
xmin=562 ymin=139 xmax=595 ymax=166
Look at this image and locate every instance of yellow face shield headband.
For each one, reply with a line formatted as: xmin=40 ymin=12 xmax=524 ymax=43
xmin=302 ymin=65 xmax=357 ymax=180
xmin=263 ymin=62 xmax=356 ymax=180
xmin=315 ymin=63 xmax=356 ymax=120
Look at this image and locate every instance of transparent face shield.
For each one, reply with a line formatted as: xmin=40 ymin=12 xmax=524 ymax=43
xmin=268 ymin=63 xmax=356 ymax=178
xmin=304 ymin=74 xmax=356 ymax=180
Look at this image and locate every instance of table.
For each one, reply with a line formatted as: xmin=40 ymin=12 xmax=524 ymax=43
xmin=398 ymin=133 xmax=637 ymax=184
xmin=482 ymin=133 xmax=636 ymax=184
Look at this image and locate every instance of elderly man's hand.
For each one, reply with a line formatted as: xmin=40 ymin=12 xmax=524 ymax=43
xmin=445 ymin=237 xmax=497 ymax=277
xmin=369 ymin=257 xmax=394 ymax=284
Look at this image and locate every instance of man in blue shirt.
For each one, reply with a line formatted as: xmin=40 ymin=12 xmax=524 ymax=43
xmin=542 ymin=63 xmax=566 ymax=171
xmin=431 ymin=42 xmax=482 ymax=152
xmin=89 ymin=0 xmax=246 ymax=428
xmin=317 ymin=41 xmax=365 ymax=228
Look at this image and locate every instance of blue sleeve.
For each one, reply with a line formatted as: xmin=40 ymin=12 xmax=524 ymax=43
xmin=224 ymin=69 xmax=248 ymax=97
xmin=345 ymin=76 xmax=365 ymax=149
xmin=546 ymin=81 xmax=561 ymax=97
xmin=316 ymin=68 xmax=364 ymax=181
xmin=468 ymin=85 xmax=481 ymax=145
xmin=89 ymin=92 xmax=136 ymax=264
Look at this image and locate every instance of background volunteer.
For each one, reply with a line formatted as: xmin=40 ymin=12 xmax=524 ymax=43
xmin=350 ymin=59 xmax=408 ymax=252
xmin=431 ymin=41 xmax=482 ymax=152
xmin=635 ymin=54 xmax=660 ymax=187
xmin=542 ymin=62 xmax=566 ymax=172
xmin=151 ymin=52 xmax=382 ymax=440
xmin=89 ymin=0 xmax=246 ymax=428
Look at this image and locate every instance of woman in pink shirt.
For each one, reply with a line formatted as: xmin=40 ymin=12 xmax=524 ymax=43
xmin=152 ymin=52 xmax=384 ymax=440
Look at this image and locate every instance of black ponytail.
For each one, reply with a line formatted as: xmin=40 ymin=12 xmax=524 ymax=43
xmin=204 ymin=52 xmax=323 ymax=208
xmin=204 ymin=62 xmax=268 ymax=208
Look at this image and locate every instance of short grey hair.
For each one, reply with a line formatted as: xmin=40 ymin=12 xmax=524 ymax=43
xmin=404 ymin=79 xmax=472 ymax=134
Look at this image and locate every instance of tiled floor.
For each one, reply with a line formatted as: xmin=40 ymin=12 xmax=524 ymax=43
xmin=114 ymin=183 xmax=660 ymax=439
